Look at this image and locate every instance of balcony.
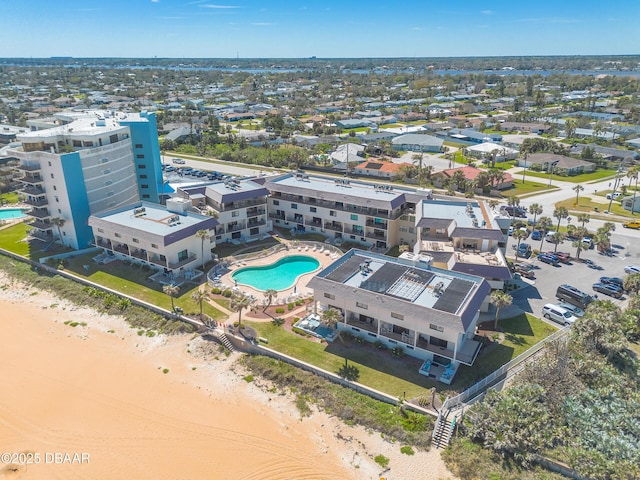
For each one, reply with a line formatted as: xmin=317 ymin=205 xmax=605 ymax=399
xmin=246 ymin=207 xmax=266 ymax=218
xmin=28 ymin=220 xmax=52 ymax=231
xmin=366 ymin=219 xmax=388 ymax=229
xmin=148 ymin=254 xmax=168 ymax=268
xmin=349 ymin=227 xmax=365 ymax=236
xmin=114 ymin=244 xmax=130 ymax=255
xmin=168 ymin=253 xmax=197 ymax=270
xmin=95 ymin=238 xmax=113 ymax=250
xmin=131 ymin=249 xmax=148 ymax=260
xmin=29 ymin=208 xmax=51 ymax=219
xmin=345 ymin=315 xmax=378 ymax=334
xmin=226 ymin=223 xmax=246 ymax=233
xmin=380 ymin=326 xmax=415 ymax=345
xmin=247 ymin=218 xmax=266 ymax=228
xmin=323 ymin=222 xmax=343 ymax=232
xmin=17 ymin=163 xmax=41 ymax=172
xmin=268 ymin=212 xmax=285 ymax=220
xmin=18 ymin=185 xmax=45 ymax=196
xmin=24 ymin=197 xmax=48 ymax=207
xmin=305 ymin=219 xmax=323 ymax=228
xmin=19 ymin=175 xmax=44 ymax=185
xmin=416 ymin=337 xmax=454 ymax=359
xmin=365 ymin=229 xmax=387 ymax=240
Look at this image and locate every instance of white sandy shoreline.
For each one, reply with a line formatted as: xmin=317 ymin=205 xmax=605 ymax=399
xmin=0 ymin=270 xmax=455 ymax=480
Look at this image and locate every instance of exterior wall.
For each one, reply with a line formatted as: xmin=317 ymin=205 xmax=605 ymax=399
xmin=61 ymin=152 xmax=91 ymax=249
xmin=213 ymin=203 xmax=271 ymax=243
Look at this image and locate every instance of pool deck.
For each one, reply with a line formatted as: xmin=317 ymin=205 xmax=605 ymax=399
xmin=219 ymin=242 xmax=339 ymax=305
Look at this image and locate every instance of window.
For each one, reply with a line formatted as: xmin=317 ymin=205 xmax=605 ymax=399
xmin=356 ymin=301 xmax=368 ymax=310
xmin=101 ymin=158 xmax=109 ymax=163
xmin=107 ymin=191 xmax=114 ymax=197
xmin=102 ymin=169 xmax=110 ymax=174
xmin=429 ymin=323 xmax=444 ymax=333
xmin=53 ymin=186 xmax=56 ymax=191
xmin=291 ymin=203 xmax=298 ymax=209
xmin=141 ymin=184 xmax=149 ymax=189
xmin=105 ymin=180 xmax=112 ymax=186
xmin=137 ymin=164 xmax=146 ymax=169
xmin=73 ymin=140 xmax=82 ymax=147
xmin=48 ymin=161 xmax=52 ymax=167
xmin=324 ymin=293 xmax=335 ymax=300
xmin=350 ymin=214 xmax=358 ymax=221
xmin=139 ymin=174 xmax=147 ymax=179
xmin=142 ymin=194 xmax=150 ymax=199
xmin=273 ymin=200 xmax=279 ymax=206
xmin=391 ymin=312 xmax=404 ymax=320
xmin=231 ymin=211 xmax=239 ymax=217
xmin=57 ymin=209 xmax=62 ymax=214
xmin=329 ymin=210 xmax=336 ymax=217
xmin=135 ymin=144 xmax=143 ymax=149
xmin=97 ymin=228 xmax=104 ymax=233
xmin=50 ymin=173 xmax=54 ymax=179
xmin=54 ymin=196 xmax=59 ymax=202
xmin=132 ymin=238 xmax=139 ymax=244
xmin=177 ymin=250 xmax=188 ymax=261
xmin=136 ymin=154 xmax=145 ymax=159
xmin=310 ymin=207 xmax=317 ymax=213
xmin=114 ymin=233 xmax=121 ymax=238
xmin=151 ymin=243 xmax=158 ymax=249
xmin=109 ymin=134 xmax=119 ymax=143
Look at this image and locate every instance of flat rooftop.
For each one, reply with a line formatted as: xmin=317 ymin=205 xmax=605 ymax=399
xmin=420 ymin=199 xmax=491 ymax=229
xmin=319 ymin=250 xmax=484 ymax=315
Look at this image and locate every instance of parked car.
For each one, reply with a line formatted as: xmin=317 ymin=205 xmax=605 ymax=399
xmin=538 ymin=253 xmax=559 ymax=266
xmin=531 ymin=230 xmax=542 ymax=240
xmin=515 ymin=243 xmax=532 ymax=258
xmin=556 ymin=302 xmax=585 ymax=317
xmin=593 ymin=282 xmax=623 ymax=299
xmin=542 ymin=304 xmax=577 ymax=326
xmin=172 ymin=158 xmax=186 ymax=164
xmin=545 ymin=251 xmax=570 ymax=263
xmin=599 ymin=276 xmax=624 ymax=289
xmin=623 ymin=221 xmax=640 ymax=229
xmin=624 ymin=265 xmax=640 ymax=274
xmin=605 ymin=192 xmax=621 ymax=200
xmin=581 ymin=237 xmax=593 ymax=249
xmin=164 ymin=165 xmax=176 ymax=172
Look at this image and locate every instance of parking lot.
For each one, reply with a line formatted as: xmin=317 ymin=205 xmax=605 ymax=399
xmin=506 ymin=231 xmax=639 ymax=323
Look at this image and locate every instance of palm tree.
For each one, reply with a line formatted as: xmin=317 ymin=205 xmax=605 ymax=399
xmin=553 ymin=207 xmax=569 ymax=232
xmin=548 ymin=232 xmax=566 ymax=253
xmin=512 ymin=229 xmax=528 ymax=259
xmin=451 ymin=170 xmax=466 ymax=192
xmin=571 ymin=226 xmax=589 ymax=259
xmin=490 ymin=290 xmax=512 ymax=330
xmin=564 ymin=118 xmax=577 ymax=139
xmin=50 ymin=217 xmax=66 ymax=246
xmin=626 ymin=165 xmax=640 ymax=215
xmin=528 ymin=203 xmax=543 ymax=226
xmin=623 ymin=273 xmax=640 ymax=295
xmin=536 ymin=216 xmax=553 ymax=250
xmin=576 ymin=213 xmax=590 ymax=228
xmin=572 ymin=184 xmax=584 ymax=205
xmin=320 ymin=307 xmax=344 ymax=341
xmin=191 ymin=289 xmax=207 ymax=320
xmin=230 ymin=293 xmax=253 ymax=328
xmin=507 ymin=194 xmax=521 ymax=222
xmin=263 ymin=288 xmax=277 ymax=313
xmin=163 ymin=284 xmax=180 ymax=312
xmin=594 ymin=230 xmax=611 ymax=254
xmin=195 ymin=229 xmax=210 ymax=269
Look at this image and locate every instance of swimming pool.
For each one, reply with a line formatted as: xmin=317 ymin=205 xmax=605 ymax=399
xmin=232 ymin=255 xmax=320 ymax=291
xmin=0 ymin=208 xmax=26 ymax=220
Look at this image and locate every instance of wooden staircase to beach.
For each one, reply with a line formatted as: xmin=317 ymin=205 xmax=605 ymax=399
xmin=432 ymin=412 xmax=457 ymax=449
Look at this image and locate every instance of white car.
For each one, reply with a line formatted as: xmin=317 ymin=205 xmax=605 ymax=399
xmin=556 ymin=302 xmax=584 ymax=318
xmin=624 ymin=265 xmax=640 ymax=274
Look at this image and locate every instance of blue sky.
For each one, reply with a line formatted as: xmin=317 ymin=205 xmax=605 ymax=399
xmin=3 ymin=0 xmax=639 ymax=58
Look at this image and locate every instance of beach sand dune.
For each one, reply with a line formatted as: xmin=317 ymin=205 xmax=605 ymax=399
xmin=0 ymin=275 xmax=455 ymax=480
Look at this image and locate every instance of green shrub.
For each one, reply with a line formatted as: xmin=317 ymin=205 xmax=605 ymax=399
xmin=243 ymin=375 xmax=254 ymax=383
xmin=400 ymin=445 xmax=415 ymax=455
xmin=374 ymin=454 xmax=389 ymax=468
xmin=222 ymin=289 xmax=233 ymax=297
xmin=287 ymin=303 xmax=294 ymax=310
xmin=162 ymin=368 xmax=169 ymax=374
xmin=275 ymin=307 xmax=285 ymax=314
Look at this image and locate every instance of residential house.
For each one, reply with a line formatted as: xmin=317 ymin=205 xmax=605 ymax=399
xmin=353 ymin=160 xmax=412 ymax=180
xmin=517 ymin=153 xmax=596 ymax=174
xmin=391 ymin=133 xmax=443 ymax=153
xmin=500 ymin=122 xmax=551 ymax=134
xmin=434 ymin=166 xmax=514 ymax=191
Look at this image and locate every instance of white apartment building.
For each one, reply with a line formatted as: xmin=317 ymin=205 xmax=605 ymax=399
xmin=308 ymin=249 xmax=491 ymax=384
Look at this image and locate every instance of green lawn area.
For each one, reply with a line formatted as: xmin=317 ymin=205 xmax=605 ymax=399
xmin=0 ymin=192 xmax=20 ymax=204
xmin=509 ymin=179 xmax=558 ymax=196
xmin=214 ymin=237 xmax=280 ymax=258
xmin=246 ymin=312 xmax=557 ymax=399
xmin=554 ymin=196 xmax=632 ymax=217
xmin=0 ymin=222 xmax=61 ymax=260
xmin=452 ymin=314 xmax=557 ymax=388
xmin=64 ymin=253 xmax=226 ymax=320
xmin=512 ymin=169 xmax=617 ymax=183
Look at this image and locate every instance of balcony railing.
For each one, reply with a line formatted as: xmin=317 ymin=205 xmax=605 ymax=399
xmin=28 ymin=220 xmax=52 ymax=231
xmin=305 ymin=219 xmax=323 ymax=228
xmin=24 ymin=197 xmax=48 ymax=207
xmin=18 ymin=185 xmax=45 ymax=196
xmin=130 ymin=249 xmax=148 ymax=260
xmin=246 ymin=208 xmax=266 ymax=217
xmin=380 ymin=327 xmax=415 ymax=345
xmin=268 ymin=212 xmax=285 ymax=220
xmin=323 ymin=222 xmax=343 ymax=232
xmin=273 ymin=193 xmax=406 ymax=219
xmin=345 ymin=316 xmax=378 ymax=334
xmin=168 ymin=253 xmax=197 ymax=270
xmin=17 ymin=164 xmax=41 ymax=172
xmin=114 ymin=244 xmax=130 ymax=255
xmin=19 ymin=176 xmax=44 ymax=185
xmin=416 ymin=338 xmax=454 ymax=360
xmin=148 ymin=255 xmax=168 ymax=268
xmin=247 ymin=218 xmax=266 ymax=228
xmin=95 ymin=239 xmax=112 ymax=250
xmin=365 ymin=230 xmax=387 ymax=239
xmin=366 ymin=219 xmax=388 ymax=229
xmin=227 ymin=223 xmax=246 ymax=233
xmin=28 ymin=209 xmax=51 ymax=219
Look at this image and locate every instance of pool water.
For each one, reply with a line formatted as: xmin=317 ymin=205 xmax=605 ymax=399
xmin=232 ymin=255 xmax=320 ymax=291
xmin=0 ymin=208 xmax=26 ymax=220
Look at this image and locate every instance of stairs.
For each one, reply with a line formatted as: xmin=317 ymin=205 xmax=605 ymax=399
xmin=432 ymin=412 xmax=457 ymax=449
xmin=217 ymin=331 xmax=235 ymax=352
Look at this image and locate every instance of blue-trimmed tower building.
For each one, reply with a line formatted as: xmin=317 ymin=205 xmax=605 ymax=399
xmin=12 ymin=111 xmax=163 ymax=250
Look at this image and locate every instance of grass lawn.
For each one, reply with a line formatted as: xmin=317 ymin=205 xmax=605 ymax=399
xmin=509 ymin=179 xmax=558 ymax=196
xmin=512 ymin=169 xmax=617 ymax=183
xmin=452 ymin=313 xmax=557 ymax=388
xmin=245 ymin=312 xmax=557 ymax=399
xmin=554 ymin=196 xmax=631 ymax=217
xmin=64 ymin=253 xmax=226 ymax=321
xmin=214 ymin=237 xmax=280 ymax=258
xmin=0 ymin=192 xmax=20 ymax=204
xmin=0 ymin=222 xmax=62 ymax=260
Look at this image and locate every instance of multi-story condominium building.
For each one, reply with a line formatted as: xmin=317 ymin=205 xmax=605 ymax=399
xmin=172 ymin=178 xmax=272 ymax=244
xmin=308 ymin=249 xmax=491 ymax=383
xmin=10 ymin=111 xmax=163 ymax=249
xmin=264 ymin=173 xmax=430 ymax=251
xmin=88 ymin=199 xmax=218 ymax=273
xmin=414 ymin=199 xmax=511 ymax=289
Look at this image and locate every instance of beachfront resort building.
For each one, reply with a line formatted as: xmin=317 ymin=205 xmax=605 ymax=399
xmin=413 ymin=199 xmax=511 ymax=289
xmin=308 ymin=249 xmax=491 ymax=383
xmin=173 ymin=178 xmax=272 ymax=244
xmin=10 ymin=111 xmax=164 ymax=249
xmin=88 ymin=199 xmax=218 ymax=274
xmin=264 ymin=172 xmax=431 ymax=251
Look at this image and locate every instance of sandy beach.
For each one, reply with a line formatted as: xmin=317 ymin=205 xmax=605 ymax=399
xmin=0 ymin=271 xmax=455 ymax=480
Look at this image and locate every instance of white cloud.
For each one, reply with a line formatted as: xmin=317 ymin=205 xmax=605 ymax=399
xmin=151 ymin=0 xmax=160 ymax=3
xmin=481 ymin=9 xmax=494 ymax=15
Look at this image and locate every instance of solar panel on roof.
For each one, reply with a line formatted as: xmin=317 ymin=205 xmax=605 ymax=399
xmin=361 ymin=263 xmax=407 ymax=293
xmin=325 ymin=255 xmax=366 ymax=283
xmin=433 ymin=278 xmax=474 ymax=313
xmin=365 ymin=162 xmax=384 ymax=170
xmin=385 ymin=268 xmax=434 ymax=301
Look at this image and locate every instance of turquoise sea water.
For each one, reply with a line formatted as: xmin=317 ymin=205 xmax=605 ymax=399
xmin=232 ymin=255 xmax=320 ymax=291
xmin=0 ymin=208 xmax=26 ymax=220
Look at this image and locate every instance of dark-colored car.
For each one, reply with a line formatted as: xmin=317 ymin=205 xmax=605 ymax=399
xmin=516 ymin=243 xmax=532 ymax=258
xmin=592 ymin=282 xmax=623 ymax=299
xmin=538 ymin=253 xmax=559 ymax=266
xmin=531 ymin=230 xmax=542 ymax=240
xmin=545 ymin=251 xmax=570 ymax=264
xmin=599 ymin=276 xmax=624 ymax=289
